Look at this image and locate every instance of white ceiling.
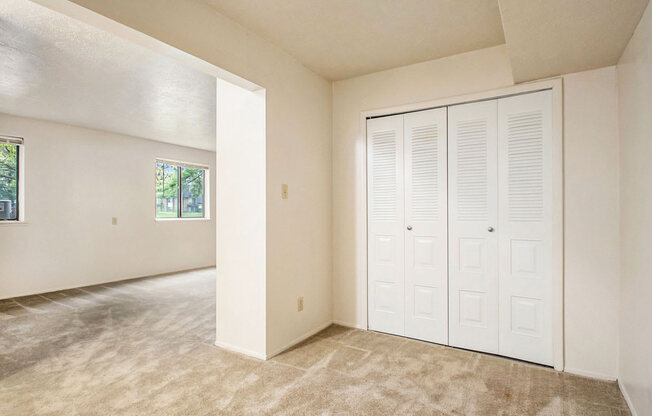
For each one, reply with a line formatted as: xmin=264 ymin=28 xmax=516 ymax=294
xmin=499 ymin=0 xmax=650 ymax=82
xmin=203 ymin=0 xmax=506 ymax=81
xmin=1 ymin=0 xmax=648 ymax=149
xmin=0 ymin=0 xmax=217 ymax=151
xmin=204 ymin=0 xmax=648 ymax=82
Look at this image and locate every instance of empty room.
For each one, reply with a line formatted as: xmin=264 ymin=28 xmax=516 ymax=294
xmin=0 ymin=0 xmax=650 ymax=415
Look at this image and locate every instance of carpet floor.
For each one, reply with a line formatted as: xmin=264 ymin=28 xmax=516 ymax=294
xmin=0 ymin=268 xmax=630 ymax=415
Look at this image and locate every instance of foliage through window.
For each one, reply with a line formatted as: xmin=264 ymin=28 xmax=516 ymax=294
xmin=0 ymin=139 xmax=20 ymax=221
xmin=156 ymin=161 xmax=206 ymax=218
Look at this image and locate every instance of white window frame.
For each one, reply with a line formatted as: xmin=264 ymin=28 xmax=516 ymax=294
xmin=0 ymin=135 xmax=25 ymax=225
xmin=154 ymin=158 xmax=210 ymax=221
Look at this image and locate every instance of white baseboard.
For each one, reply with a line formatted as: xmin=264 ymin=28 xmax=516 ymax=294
xmin=332 ymin=319 xmax=367 ymax=330
xmin=618 ymin=379 xmax=638 ymax=416
xmin=0 ymin=265 xmax=216 ymax=300
xmin=214 ymin=340 xmax=266 ymax=360
xmin=564 ymin=367 xmax=617 ymax=381
xmin=265 ymin=321 xmax=333 ymax=359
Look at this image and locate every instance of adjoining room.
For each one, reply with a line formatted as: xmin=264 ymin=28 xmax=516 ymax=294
xmin=1 ymin=0 xmax=651 ymax=415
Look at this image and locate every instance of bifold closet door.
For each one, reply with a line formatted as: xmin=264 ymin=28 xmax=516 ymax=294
xmin=498 ymin=90 xmax=553 ymax=365
xmin=404 ymin=108 xmax=448 ymax=344
xmin=367 ymin=114 xmax=405 ymax=336
xmin=448 ymin=100 xmax=499 ymax=354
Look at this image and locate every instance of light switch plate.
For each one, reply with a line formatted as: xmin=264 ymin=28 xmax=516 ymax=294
xmin=297 ymin=296 xmax=303 ymax=312
xmin=281 ymin=184 xmax=288 ymax=199
xmin=111 ymin=217 xmax=118 ymax=225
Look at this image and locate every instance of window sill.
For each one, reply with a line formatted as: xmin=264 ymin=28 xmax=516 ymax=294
xmin=155 ymin=217 xmax=211 ymax=222
xmin=0 ymin=221 xmax=28 ymax=226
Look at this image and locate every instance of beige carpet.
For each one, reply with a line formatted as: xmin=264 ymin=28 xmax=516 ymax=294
xmin=0 ymin=268 xmax=629 ymax=415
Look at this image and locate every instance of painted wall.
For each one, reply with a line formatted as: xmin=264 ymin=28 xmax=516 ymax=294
xmin=332 ymin=46 xmax=621 ymax=379
xmin=55 ymin=0 xmax=333 ymax=356
xmin=215 ymin=80 xmax=266 ymax=357
xmin=0 ymin=113 xmax=216 ymax=299
xmin=562 ymin=66 xmax=620 ymax=380
xmin=617 ymin=2 xmax=652 ymax=414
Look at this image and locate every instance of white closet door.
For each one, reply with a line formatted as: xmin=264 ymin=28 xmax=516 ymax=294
xmin=448 ymin=100 xmax=499 ymax=354
xmin=404 ymin=108 xmax=448 ymax=344
xmin=367 ymin=114 xmax=405 ymax=336
xmin=498 ymin=90 xmax=553 ymax=365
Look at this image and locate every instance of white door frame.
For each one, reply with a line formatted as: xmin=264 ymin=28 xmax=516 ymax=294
xmin=360 ymin=78 xmax=564 ymax=371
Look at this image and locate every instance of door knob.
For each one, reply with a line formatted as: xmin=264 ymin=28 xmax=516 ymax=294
xmin=488 ymin=226 xmax=494 ymax=232
xmin=407 ymin=226 xmax=413 ymax=231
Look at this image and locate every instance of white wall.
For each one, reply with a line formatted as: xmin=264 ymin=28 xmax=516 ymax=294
xmin=562 ymin=66 xmax=620 ymax=380
xmin=55 ymin=0 xmax=333 ymax=357
xmin=0 ymin=113 xmax=216 ymax=299
xmin=617 ymin=2 xmax=652 ymax=414
xmin=215 ymin=80 xmax=267 ymax=358
xmin=332 ymin=46 xmax=622 ymax=379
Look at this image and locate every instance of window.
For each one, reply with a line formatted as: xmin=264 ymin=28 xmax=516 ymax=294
xmin=0 ymin=136 xmax=21 ymax=221
xmin=156 ymin=160 xmax=207 ymax=219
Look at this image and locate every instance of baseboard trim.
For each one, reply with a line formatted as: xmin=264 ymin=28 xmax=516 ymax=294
xmin=332 ymin=319 xmax=367 ymax=330
xmin=618 ymin=379 xmax=638 ymax=416
xmin=0 ymin=265 xmax=216 ymax=300
xmin=564 ymin=367 xmax=617 ymax=381
xmin=265 ymin=321 xmax=333 ymax=359
xmin=214 ymin=340 xmax=266 ymax=361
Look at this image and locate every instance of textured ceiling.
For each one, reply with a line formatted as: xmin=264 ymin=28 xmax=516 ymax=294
xmin=0 ymin=0 xmax=648 ymax=147
xmin=499 ymin=0 xmax=650 ymax=82
xmin=204 ymin=0 xmax=649 ymax=82
xmin=203 ymin=0 xmax=506 ymax=80
xmin=0 ymin=0 xmax=216 ymax=151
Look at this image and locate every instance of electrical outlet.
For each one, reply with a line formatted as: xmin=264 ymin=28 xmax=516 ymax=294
xmin=281 ymin=184 xmax=288 ymax=199
xmin=297 ymin=296 xmax=304 ymax=312
xmin=111 ymin=217 xmax=118 ymax=225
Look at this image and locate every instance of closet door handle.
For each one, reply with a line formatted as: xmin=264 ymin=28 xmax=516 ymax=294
xmin=488 ymin=226 xmax=494 ymax=232
xmin=407 ymin=226 xmax=413 ymax=231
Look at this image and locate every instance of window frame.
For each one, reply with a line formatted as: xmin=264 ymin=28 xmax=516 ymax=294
xmin=155 ymin=158 xmax=209 ymax=221
xmin=0 ymin=135 xmax=24 ymax=223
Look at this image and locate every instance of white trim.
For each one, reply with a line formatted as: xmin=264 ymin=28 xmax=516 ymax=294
xmin=332 ymin=319 xmax=367 ymax=330
xmin=265 ymin=321 xmax=333 ymax=359
xmin=357 ymin=78 xmax=564 ymax=371
xmin=214 ymin=340 xmax=266 ymax=361
xmin=564 ymin=367 xmax=617 ymax=382
xmin=0 ymin=265 xmax=215 ymax=300
xmin=17 ymin=139 xmax=25 ymax=222
xmin=551 ymin=79 xmax=564 ymax=371
xmin=0 ymin=135 xmax=23 ymax=145
xmin=0 ymin=137 xmax=25 ymax=222
xmin=0 ymin=221 xmax=28 ymax=227
xmin=362 ymin=79 xmax=561 ymax=119
xmin=155 ymin=158 xmax=209 ymax=171
xmin=155 ymin=218 xmax=212 ymax=222
xmin=618 ymin=379 xmax=638 ymax=416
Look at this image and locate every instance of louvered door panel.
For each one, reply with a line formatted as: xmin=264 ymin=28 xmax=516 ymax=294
xmin=456 ymin=119 xmax=489 ymax=222
xmin=367 ymin=114 xmax=405 ymax=336
xmin=507 ymin=111 xmax=544 ymax=222
xmin=498 ymin=90 xmax=553 ymax=365
xmin=404 ymin=108 xmax=448 ymax=344
xmin=448 ymin=100 xmax=499 ymax=354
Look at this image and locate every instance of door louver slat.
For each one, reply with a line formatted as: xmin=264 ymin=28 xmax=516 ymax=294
xmin=371 ymin=129 xmax=398 ymax=221
xmin=410 ymin=125 xmax=439 ymax=222
xmin=506 ymin=111 xmax=544 ymax=222
xmin=455 ymin=119 xmax=488 ymax=222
